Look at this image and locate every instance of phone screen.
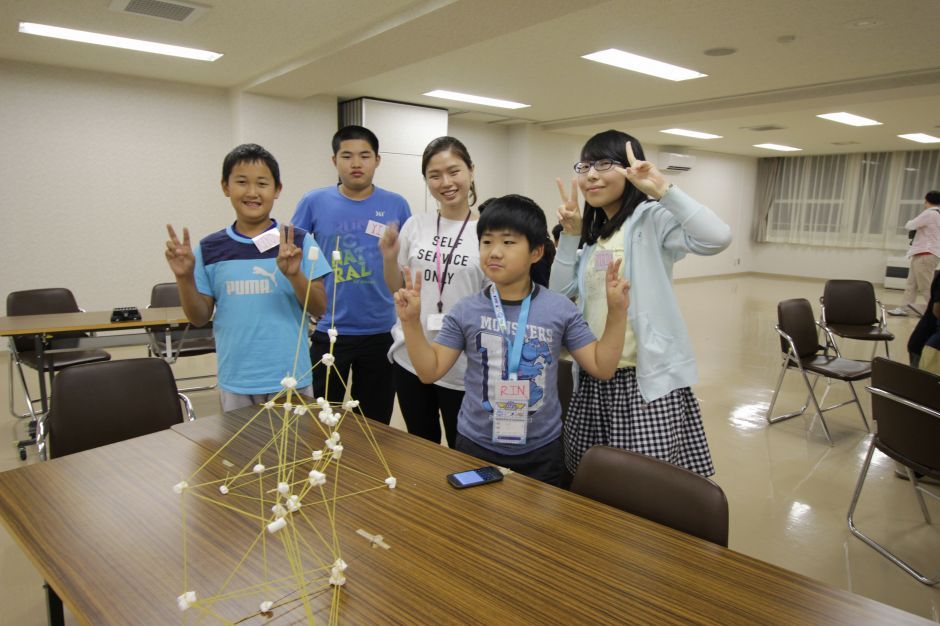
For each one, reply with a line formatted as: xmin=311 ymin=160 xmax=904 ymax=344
xmin=450 ymin=469 xmax=485 ymax=486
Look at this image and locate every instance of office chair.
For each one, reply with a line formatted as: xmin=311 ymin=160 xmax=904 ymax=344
xmin=765 ymin=298 xmax=870 ymax=445
xmin=6 ymin=288 xmax=111 ymax=459
xmin=819 ymin=280 xmax=894 ymax=360
xmin=847 ymin=357 xmax=940 ymax=585
xmin=148 ymin=282 xmax=216 ymax=392
xmin=42 ymin=357 xmax=195 ymax=624
xmin=570 ymin=445 xmax=728 ymax=546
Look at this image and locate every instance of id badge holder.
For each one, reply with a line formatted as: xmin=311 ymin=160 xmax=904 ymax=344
xmin=426 ymin=313 xmax=445 ymax=331
xmin=594 ymin=250 xmax=613 ymax=271
xmin=492 ymin=378 xmax=530 ymax=445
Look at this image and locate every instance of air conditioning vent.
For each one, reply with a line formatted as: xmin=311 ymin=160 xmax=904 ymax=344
xmin=109 ymin=0 xmax=209 ymax=23
xmin=741 ymin=124 xmax=786 ymax=132
xmin=660 ymin=152 xmax=696 ymax=172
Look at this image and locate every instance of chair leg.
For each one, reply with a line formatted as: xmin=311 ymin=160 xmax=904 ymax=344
xmin=907 ymin=469 xmax=933 ymax=524
xmin=849 ymin=442 xmax=940 ymax=586
xmin=846 ymin=381 xmax=870 ymax=433
xmin=767 ymin=362 xmax=812 ymax=424
xmin=883 ymin=339 xmax=890 ymax=359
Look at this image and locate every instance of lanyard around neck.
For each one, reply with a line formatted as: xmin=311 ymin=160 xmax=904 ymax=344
xmin=435 ymin=210 xmax=471 ymax=313
xmin=489 ymin=284 xmax=533 ymax=380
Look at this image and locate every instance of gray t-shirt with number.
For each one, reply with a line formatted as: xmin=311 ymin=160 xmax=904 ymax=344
xmin=435 ymin=285 xmax=596 ymax=455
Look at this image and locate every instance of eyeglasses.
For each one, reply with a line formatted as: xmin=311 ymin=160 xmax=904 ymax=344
xmin=573 ymin=159 xmax=623 ymax=174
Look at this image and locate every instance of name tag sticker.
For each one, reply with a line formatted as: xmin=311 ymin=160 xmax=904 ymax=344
xmin=594 ymin=250 xmax=613 ymax=271
xmin=253 ymin=229 xmax=280 ymax=253
xmin=426 ymin=313 xmax=444 ymax=331
xmin=492 ymin=379 xmax=530 ymax=444
xmin=365 ymin=220 xmax=387 ymax=238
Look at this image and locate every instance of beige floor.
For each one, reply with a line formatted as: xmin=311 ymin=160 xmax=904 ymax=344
xmin=1 ymin=274 xmax=938 ymax=624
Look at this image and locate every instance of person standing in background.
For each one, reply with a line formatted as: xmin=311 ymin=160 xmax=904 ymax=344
xmin=889 ymin=190 xmax=940 ymax=317
xmin=291 ymin=126 xmax=411 ymax=424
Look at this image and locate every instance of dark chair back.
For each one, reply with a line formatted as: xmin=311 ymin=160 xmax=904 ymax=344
xmin=869 ymin=357 xmax=940 ymax=478
xmin=558 ymin=358 xmax=574 ymax=421
xmin=777 ymin=298 xmax=820 ymax=358
xmin=46 ymin=358 xmax=185 ymax=458
xmin=570 ymin=445 xmax=729 ymax=546
xmin=7 ymin=288 xmax=86 ymax=353
xmin=822 ymin=280 xmax=877 ymax=326
xmin=150 ymin=282 xmax=181 ymax=307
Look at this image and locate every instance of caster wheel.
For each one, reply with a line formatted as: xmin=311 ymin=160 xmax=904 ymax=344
xmin=18 ymin=447 xmax=27 ymax=461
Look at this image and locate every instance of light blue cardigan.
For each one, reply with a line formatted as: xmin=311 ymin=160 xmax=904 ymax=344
xmin=549 ymin=185 xmax=732 ymax=402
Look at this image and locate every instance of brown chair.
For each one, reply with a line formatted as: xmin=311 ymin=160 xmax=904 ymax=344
xmin=819 ymin=280 xmax=894 ymax=359
xmin=147 ymin=282 xmax=216 ymax=392
xmin=765 ymin=298 xmax=870 ymax=445
xmin=847 ymin=357 xmax=940 ymax=585
xmin=570 ymin=445 xmax=729 ymax=547
xmin=42 ymin=357 xmax=194 ymax=622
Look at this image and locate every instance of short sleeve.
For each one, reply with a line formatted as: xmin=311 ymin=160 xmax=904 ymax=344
xmin=563 ymin=305 xmax=597 ymax=352
xmin=302 ymin=233 xmax=331 ymax=280
xmin=193 ymin=244 xmax=213 ymax=298
xmin=396 ymin=217 xmax=417 ymax=269
xmin=434 ymin=303 xmax=466 ymax=351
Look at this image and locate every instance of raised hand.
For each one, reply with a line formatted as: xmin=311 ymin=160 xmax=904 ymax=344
xmin=614 ymin=141 xmax=670 ymax=200
xmin=277 ymin=223 xmax=302 ymax=277
xmin=394 ymin=266 xmax=423 ymax=323
xmin=165 ymin=224 xmax=195 ymax=277
xmin=604 ymin=258 xmax=630 ymax=312
xmin=555 ymin=177 xmax=582 ymax=235
xmin=379 ymin=221 xmax=400 ymax=261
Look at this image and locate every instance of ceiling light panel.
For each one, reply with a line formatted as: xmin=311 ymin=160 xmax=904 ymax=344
xmin=660 ymin=128 xmax=722 ymax=139
xmin=898 ymin=133 xmax=940 ymax=144
xmin=18 ymin=22 xmax=222 ymax=61
xmin=582 ymin=49 xmax=706 ymax=81
xmin=423 ymin=90 xmax=529 ymax=109
xmin=754 ymin=143 xmax=802 ymax=152
xmin=816 ymin=112 xmax=882 ymax=126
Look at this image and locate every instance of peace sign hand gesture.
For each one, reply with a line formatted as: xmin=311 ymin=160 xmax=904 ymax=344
xmin=604 ymin=258 xmax=630 ymax=313
xmin=394 ymin=267 xmax=422 ymax=324
xmin=556 ymin=177 xmax=582 ymax=235
xmin=276 ymin=223 xmax=302 ymax=278
xmin=379 ymin=221 xmax=400 ymax=261
xmin=614 ymin=141 xmax=670 ymax=200
xmin=165 ymin=224 xmax=195 ymax=278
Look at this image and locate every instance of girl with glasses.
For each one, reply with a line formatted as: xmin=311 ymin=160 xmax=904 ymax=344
xmin=550 ymin=129 xmax=732 ymax=480
xmin=381 ymin=136 xmax=487 ymax=447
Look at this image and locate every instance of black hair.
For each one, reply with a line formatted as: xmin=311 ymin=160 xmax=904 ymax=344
xmin=477 ymin=197 xmax=492 ymax=214
xmin=332 ymin=125 xmax=379 ymax=155
xmin=476 ymin=194 xmax=548 ymax=251
xmin=926 ymin=190 xmax=940 ymax=205
xmin=551 ymin=223 xmax=564 ymax=245
xmin=421 ymin=136 xmax=477 ymax=206
xmin=222 ymin=143 xmax=281 ymax=189
xmin=579 ymin=129 xmax=648 ymax=246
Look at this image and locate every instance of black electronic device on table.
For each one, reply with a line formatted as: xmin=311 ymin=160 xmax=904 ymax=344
xmin=110 ymin=307 xmax=142 ymax=322
xmin=446 ymin=466 xmax=504 ymax=489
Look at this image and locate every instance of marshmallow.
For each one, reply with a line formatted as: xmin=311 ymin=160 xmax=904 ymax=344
xmin=280 ymin=376 xmax=297 ymax=389
xmin=277 ymin=481 xmax=289 ymax=495
xmin=332 ymin=250 xmax=342 ymax=262
xmin=385 ymin=476 xmax=397 ymax=489
xmin=271 ymin=503 xmax=287 ymax=519
xmin=307 ymin=246 xmax=319 ymax=261
xmin=267 ymin=517 xmax=287 ymax=534
xmin=286 ymin=495 xmax=301 ymax=512
xmin=329 ymin=571 xmax=346 ymax=586
xmin=308 ymin=470 xmax=326 ymax=486
xmin=343 ymin=400 xmax=359 ymax=410
xmin=330 ymin=432 xmax=341 ymax=444
xmin=293 ymin=405 xmax=307 ymax=416
xmin=282 ymin=402 xmax=293 ymax=412
xmin=333 ymin=558 xmax=347 ymax=571
xmin=177 ymin=591 xmax=197 ymax=611
xmin=311 ymin=450 xmax=323 ymax=461
xmin=316 ymin=397 xmax=328 ymax=407
xmin=327 ymin=328 xmax=338 ymax=342
xmin=262 ymin=400 xmax=275 ymax=410
xmin=219 ymin=485 xmax=229 ymax=495
xmin=320 ymin=353 xmax=335 ymax=367
xmin=253 ymin=463 xmax=265 ymax=474
xmin=173 ymin=481 xmax=188 ymax=494
xmin=332 ymin=444 xmax=344 ymax=459
xmin=260 ymin=600 xmax=274 ymax=613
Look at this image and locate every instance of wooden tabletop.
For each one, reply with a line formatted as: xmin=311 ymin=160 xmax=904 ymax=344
xmin=0 ymin=412 xmax=929 ymax=625
xmin=0 ymin=306 xmax=192 ymax=336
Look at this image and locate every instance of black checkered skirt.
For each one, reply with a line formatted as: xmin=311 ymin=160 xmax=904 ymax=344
xmin=563 ymin=367 xmax=714 ymax=477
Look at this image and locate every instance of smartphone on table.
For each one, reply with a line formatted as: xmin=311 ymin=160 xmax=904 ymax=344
xmin=446 ymin=466 xmax=504 ymax=489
